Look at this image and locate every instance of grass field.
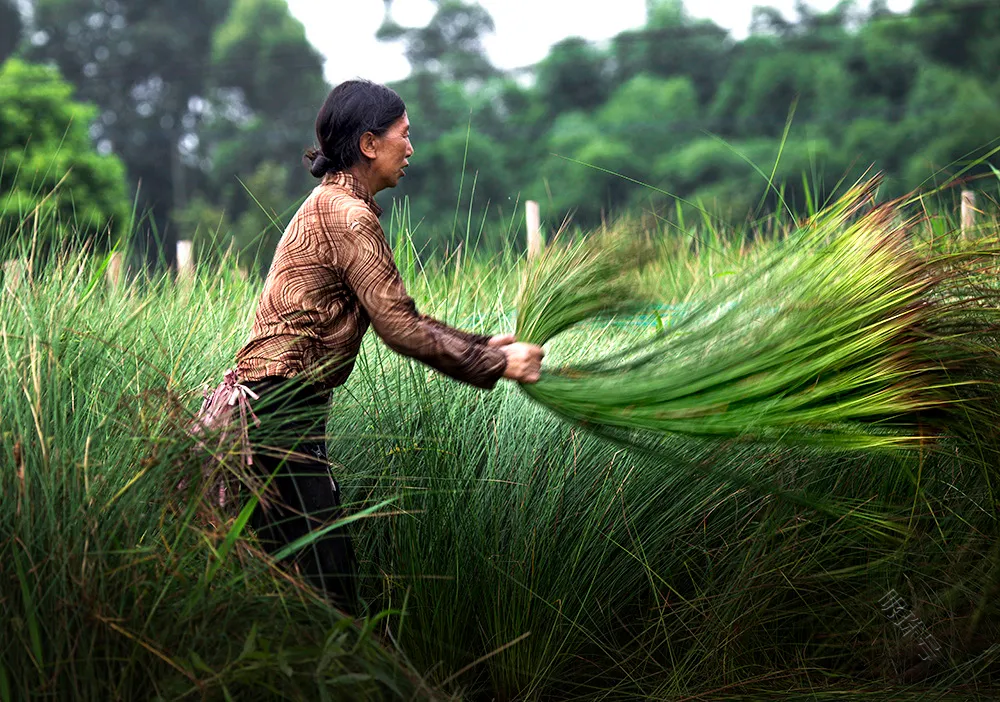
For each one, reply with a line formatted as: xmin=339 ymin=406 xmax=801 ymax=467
xmin=2 ymin=189 xmax=1000 ymax=700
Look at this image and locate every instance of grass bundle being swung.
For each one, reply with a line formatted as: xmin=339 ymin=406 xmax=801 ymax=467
xmin=515 ymin=179 xmax=1000 ymax=451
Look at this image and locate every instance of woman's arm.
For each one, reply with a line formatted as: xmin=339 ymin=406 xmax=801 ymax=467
xmin=418 ymin=315 xmax=492 ymax=347
xmin=336 ymin=207 xmax=509 ymax=389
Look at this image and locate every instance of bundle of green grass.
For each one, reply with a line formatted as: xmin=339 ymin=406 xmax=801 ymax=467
xmin=516 ymin=180 xmax=1000 ymax=452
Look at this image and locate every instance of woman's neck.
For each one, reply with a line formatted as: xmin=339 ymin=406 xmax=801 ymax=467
xmin=345 ymin=164 xmax=380 ymax=196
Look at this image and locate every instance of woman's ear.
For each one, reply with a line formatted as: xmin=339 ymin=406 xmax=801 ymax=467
xmin=359 ymin=131 xmax=378 ymax=160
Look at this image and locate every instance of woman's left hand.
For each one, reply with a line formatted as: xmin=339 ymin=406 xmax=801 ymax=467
xmin=489 ymin=335 xmax=547 ymax=384
xmin=487 ymin=333 xmax=517 ymax=347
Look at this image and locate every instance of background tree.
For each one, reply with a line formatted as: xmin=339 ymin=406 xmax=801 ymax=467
xmin=376 ymin=0 xmax=508 ymax=248
xmin=28 ymin=0 xmax=233 ymax=266
xmin=613 ymin=0 xmax=732 ymax=105
xmin=171 ymin=0 xmax=328 ymax=272
xmin=910 ymin=0 xmax=1000 ymax=79
xmin=898 ymin=64 xmax=1000 ymax=189
xmin=0 ymin=58 xmax=129 ymax=250
xmin=10 ymin=0 xmax=1000 ymax=260
xmin=537 ymin=111 xmax=631 ymax=224
xmin=379 ymin=0 xmax=498 ymax=84
xmin=26 ymin=0 xmax=327 ymax=271
xmin=535 ymin=38 xmax=610 ymax=118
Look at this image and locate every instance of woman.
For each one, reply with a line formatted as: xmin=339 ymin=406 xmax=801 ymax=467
xmin=222 ymin=79 xmax=544 ymax=613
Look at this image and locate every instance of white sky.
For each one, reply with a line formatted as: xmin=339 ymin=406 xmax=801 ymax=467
xmin=285 ymin=0 xmax=915 ymax=86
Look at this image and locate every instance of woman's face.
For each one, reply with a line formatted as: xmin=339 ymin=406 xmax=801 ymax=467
xmin=365 ymin=112 xmax=413 ymax=193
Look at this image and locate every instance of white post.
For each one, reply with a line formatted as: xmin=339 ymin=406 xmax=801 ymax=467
xmin=526 ymin=200 xmax=542 ymax=259
xmin=176 ymin=240 xmax=194 ymax=283
xmin=106 ymin=251 xmax=123 ymax=290
xmin=3 ymin=258 xmax=27 ymax=292
xmin=961 ymin=190 xmax=976 ymax=238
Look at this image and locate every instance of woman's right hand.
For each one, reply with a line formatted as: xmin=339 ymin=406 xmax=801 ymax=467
xmin=498 ymin=341 xmax=545 ymax=384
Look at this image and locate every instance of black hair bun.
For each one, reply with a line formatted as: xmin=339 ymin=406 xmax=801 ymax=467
xmin=304 ymin=149 xmax=335 ymax=178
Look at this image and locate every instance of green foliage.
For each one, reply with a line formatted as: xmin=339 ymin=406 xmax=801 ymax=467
xmin=899 ymin=64 xmax=1000 ymax=188
xmin=911 ymin=0 xmax=1000 ymax=78
xmin=28 ymin=0 xmax=233 ymax=261
xmin=843 ymin=117 xmax=904 ymax=177
xmin=539 ymin=112 xmax=632 ymax=222
xmin=0 ymin=58 xmax=128 ymax=249
xmin=713 ymin=48 xmax=850 ymax=138
xmin=653 ymin=137 xmax=761 ymax=214
xmin=382 ymin=0 xmax=1000 ymax=239
xmin=166 ymin=0 xmax=327 ymax=260
xmin=399 ymin=127 xmax=511 ymax=249
xmin=19 ymin=0 xmax=1000 ymax=264
xmin=212 ymin=0 xmax=326 ymax=121
xmin=598 ymin=75 xmax=700 ymax=154
xmin=26 ymin=0 xmax=326 ymax=266
xmin=615 ymin=0 xmax=731 ymax=104
xmin=174 ymin=159 xmax=294 ymax=276
xmin=535 ymin=37 xmax=611 ymax=117
xmin=392 ymin=72 xmax=476 ymax=142
xmin=380 ymin=0 xmax=498 ymax=83
xmin=851 ymin=20 xmax=924 ymax=108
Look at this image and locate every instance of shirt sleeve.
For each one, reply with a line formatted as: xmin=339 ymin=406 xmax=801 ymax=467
xmin=333 ymin=206 xmax=508 ymax=390
xmin=420 ymin=315 xmax=493 ymax=346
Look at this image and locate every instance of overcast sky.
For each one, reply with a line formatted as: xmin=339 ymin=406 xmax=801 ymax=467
xmin=286 ymin=0 xmax=915 ymax=86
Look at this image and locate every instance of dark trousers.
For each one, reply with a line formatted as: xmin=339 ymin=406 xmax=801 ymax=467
xmin=242 ymin=375 xmax=358 ymax=613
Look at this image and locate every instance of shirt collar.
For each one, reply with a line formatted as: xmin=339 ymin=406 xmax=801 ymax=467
xmin=322 ymin=171 xmax=383 ymax=218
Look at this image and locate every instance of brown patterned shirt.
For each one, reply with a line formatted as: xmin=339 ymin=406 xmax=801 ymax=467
xmin=235 ymin=171 xmax=508 ymax=391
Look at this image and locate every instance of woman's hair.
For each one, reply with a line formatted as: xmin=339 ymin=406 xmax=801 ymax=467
xmin=304 ymin=80 xmax=407 ymax=179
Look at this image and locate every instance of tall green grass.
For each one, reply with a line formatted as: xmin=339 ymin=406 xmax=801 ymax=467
xmin=0 ymin=233 xmax=438 ymax=700
xmin=343 ymin=190 xmax=1000 ymax=698
xmin=516 ymin=179 xmax=1000 ymax=451
xmin=1 ymin=184 xmax=999 ymax=700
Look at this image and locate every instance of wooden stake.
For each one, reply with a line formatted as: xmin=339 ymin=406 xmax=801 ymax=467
xmin=961 ymin=190 xmax=976 ymax=237
xmin=176 ymin=240 xmax=195 ymax=283
xmin=3 ymin=258 xmax=28 ymax=292
xmin=106 ymin=251 xmax=123 ymax=290
xmin=526 ymin=200 xmax=542 ymax=259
